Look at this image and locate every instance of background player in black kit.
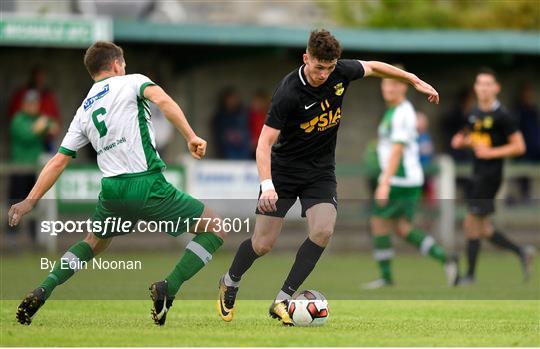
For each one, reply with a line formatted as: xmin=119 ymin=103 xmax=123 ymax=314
xmin=452 ymin=68 xmax=535 ymax=285
xmin=217 ymin=29 xmax=440 ymax=325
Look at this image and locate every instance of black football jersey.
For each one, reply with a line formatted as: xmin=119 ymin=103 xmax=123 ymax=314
xmin=265 ymin=59 xmax=365 ymax=171
xmin=465 ymin=102 xmax=519 ymax=179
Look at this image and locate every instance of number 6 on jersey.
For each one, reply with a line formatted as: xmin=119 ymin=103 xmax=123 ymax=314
xmin=92 ymin=107 xmax=108 ymax=137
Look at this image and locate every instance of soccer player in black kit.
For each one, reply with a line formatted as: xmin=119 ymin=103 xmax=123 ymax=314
xmin=451 ymin=68 xmax=535 ymax=285
xmin=217 ymin=29 xmax=440 ymax=325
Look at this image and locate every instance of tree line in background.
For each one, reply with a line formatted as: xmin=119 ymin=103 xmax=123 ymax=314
xmin=321 ymin=0 xmax=539 ymax=30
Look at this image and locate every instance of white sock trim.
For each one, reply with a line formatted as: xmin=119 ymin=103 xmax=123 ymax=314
xmin=374 ymin=248 xmax=394 ymax=261
xmin=420 ymin=236 xmax=435 ymax=256
xmin=186 ymin=241 xmax=212 ymax=264
xmin=275 ymin=290 xmax=292 ymax=303
xmin=224 ymin=272 xmax=239 ymax=287
xmin=61 ymin=251 xmax=82 ymax=272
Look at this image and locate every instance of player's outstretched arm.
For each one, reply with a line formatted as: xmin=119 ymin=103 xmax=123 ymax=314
xmin=8 ymin=153 xmax=71 ymax=227
xmin=256 ymin=125 xmax=280 ymax=213
xmin=143 ymin=85 xmax=206 ymax=159
xmin=359 ymin=60 xmax=439 ymax=104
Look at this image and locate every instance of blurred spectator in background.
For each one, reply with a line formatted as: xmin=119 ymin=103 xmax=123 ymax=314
xmin=417 ymin=111 xmax=435 ymax=203
xmin=515 ymin=83 xmax=540 ymax=162
xmin=212 ymin=87 xmax=251 ymax=159
xmin=417 ymin=111 xmax=434 ymax=168
xmin=8 ymin=66 xmax=61 ymax=153
xmin=248 ymin=89 xmax=270 ymax=158
xmin=7 ymin=90 xmax=59 ymax=247
xmin=513 ymin=82 xmax=540 ymax=203
xmin=441 ymin=87 xmax=474 ymax=162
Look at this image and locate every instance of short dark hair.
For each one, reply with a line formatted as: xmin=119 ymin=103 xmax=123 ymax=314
xmin=307 ymin=29 xmax=342 ymax=62
xmin=84 ymin=41 xmax=124 ymax=77
xmin=476 ymin=67 xmax=498 ymax=82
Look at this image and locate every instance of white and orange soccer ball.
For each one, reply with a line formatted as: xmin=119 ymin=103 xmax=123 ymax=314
xmin=287 ymin=290 xmax=329 ymax=326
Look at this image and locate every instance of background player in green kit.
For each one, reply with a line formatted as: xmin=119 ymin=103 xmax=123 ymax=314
xmin=451 ymin=68 xmax=534 ymax=285
xmin=364 ymin=67 xmax=459 ymax=289
xmin=217 ymin=30 xmax=440 ymax=325
xmin=8 ymin=41 xmax=227 ymax=326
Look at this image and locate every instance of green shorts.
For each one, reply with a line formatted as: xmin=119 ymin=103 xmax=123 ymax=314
xmin=91 ymin=170 xmax=204 ymax=238
xmin=372 ymin=186 xmax=422 ymax=221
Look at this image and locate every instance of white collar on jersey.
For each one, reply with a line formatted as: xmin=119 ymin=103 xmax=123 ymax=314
xmin=298 ymin=65 xmax=306 ymax=86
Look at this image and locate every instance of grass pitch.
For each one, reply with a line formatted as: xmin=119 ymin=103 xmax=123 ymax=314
xmin=1 ymin=252 xmax=539 ymax=346
xmin=1 ymin=300 xmax=538 ymax=346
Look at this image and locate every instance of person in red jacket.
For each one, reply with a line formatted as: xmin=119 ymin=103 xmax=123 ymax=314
xmin=8 ymin=66 xmax=60 ymax=122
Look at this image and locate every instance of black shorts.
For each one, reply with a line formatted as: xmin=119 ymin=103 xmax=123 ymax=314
xmin=255 ymin=168 xmax=337 ymax=218
xmin=466 ymin=176 xmax=502 ymax=217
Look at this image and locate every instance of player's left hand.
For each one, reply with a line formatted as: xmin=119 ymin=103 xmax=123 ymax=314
xmin=187 ymin=136 xmax=207 ymax=160
xmin=375 ymin=182 xmax=390 ymax=207
xmin=8 ymin=200 xmax=34 ymax=227
xmin=412 ymin=78 xmax=439 ymax=104
xmin=474 ymin=146 xmax=496 ymax=159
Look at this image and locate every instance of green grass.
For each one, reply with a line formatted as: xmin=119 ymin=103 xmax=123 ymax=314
xmin=1 ymin=252 xmax=539 ymax=346
xmin=1 ymin=300 xmax=538 ymax=346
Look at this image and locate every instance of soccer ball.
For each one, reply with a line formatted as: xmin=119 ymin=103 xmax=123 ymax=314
xmin=287 ymin=290 xmax=329 ymax=326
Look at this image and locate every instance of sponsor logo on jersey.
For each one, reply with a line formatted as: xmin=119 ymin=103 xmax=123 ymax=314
xmin=482 ymin=116 xmax=493 ymax=129
xmin=300 ymin=99 xmax=341 ymax=133
xmin=334 ymin=82 xmax=344 ymax=96
xmin=304 ymin=102 xmax=317 ymax=110
xmin=84 ymin=84 xmax=110 ymax=111
xmin=470 ymin=115 xmax=493 ymax=147
xmin=470 ymin=131 xmax=492 ymax=147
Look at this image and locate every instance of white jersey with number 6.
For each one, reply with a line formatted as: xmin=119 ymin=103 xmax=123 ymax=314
xmin=59 ymin=74 xmax=165 ymax=177
xmin=377 ymin=99 xmax=423 ymax=187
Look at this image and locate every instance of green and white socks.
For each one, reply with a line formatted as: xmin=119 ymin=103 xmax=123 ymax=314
xmin=165 ymin=232 xmax=223 ymax=297
xmin=373 ymin=229 xmax=447 ymax=282
xmin=373 ymin=235 xmax=394 ymax=283
xmin=40 ymin=241 xmax=95 ymax=299
xmin=405 ymin=228 xmax=446 ymax=264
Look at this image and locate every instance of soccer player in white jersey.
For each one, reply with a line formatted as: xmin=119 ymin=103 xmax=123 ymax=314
xmin=9 ymin=41 xmax=227 ymax=326
xmin=363 ymin=66 xmax=459 ymax=289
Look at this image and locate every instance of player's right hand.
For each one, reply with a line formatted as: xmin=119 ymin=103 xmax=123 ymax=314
xmin=187 ymin=136 xmax=207 ymax=160
xmin=8 ymin=200 xmax=34 ymax=227
xmin=375 ymin=182 xmax=390 ymax=207
xmin=412 ymin=78 xmax=439 ymax=104
xmin=451 ymin=131 xmax=471 ymax=149
xmin=258 ymin=189 xmax=278 ymax=213
xmin=451 ymin=132 xmax=464 ymax=149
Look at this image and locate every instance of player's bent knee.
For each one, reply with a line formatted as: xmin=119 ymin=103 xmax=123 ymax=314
xmin=251 ymin=239 xmax=273 ymax=256
xmin=465 ymin=229 xmax=480 ymax=239
xmin=198 ymin=207 xmax=227 ymax=240
xmin=211 ymin=224 xmax=228 ymax=240
xmin=83 ymin=232 xmax=110 ymax=255
xmin=309 ymin=227 xmax=334 ymax=246
xmin=395 ymin=227 xmax=408 ymax=239
xmin=481 ymin=227 xmax=494 ymax=239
